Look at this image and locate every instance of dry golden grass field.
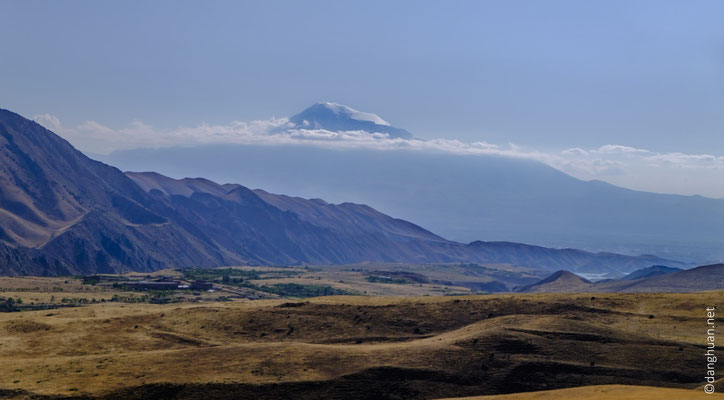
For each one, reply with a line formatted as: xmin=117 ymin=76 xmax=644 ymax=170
xmin=0 ymin=275 xmax=720 ymax=399
xmin=438 ymin=384 xmax=724 ymax=399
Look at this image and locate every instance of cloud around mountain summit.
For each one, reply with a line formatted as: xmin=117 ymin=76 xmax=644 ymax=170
xmin=33 ymin=112 xmax=724 ymax=198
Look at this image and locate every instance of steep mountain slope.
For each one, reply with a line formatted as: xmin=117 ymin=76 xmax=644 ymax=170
xmin=0 ymin=109 xmax=155 ymax=248
xmin=127 ymin=173 xmax=682 ymax=275
xmin=127 ymin=171 xmax=455 ymax=266
xmin=0 ymin=108 xmax=250 ymax=274
xmin=252 ymin=189 xmax=445 ymax=242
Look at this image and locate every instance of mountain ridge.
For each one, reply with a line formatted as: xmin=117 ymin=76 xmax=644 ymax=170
xmin=515 ymin=263 xmax=724 ymax=293
xmin=513 ymin=270 xmax=592 ymax=293
xmin=620 ymin=265 xmax=682 ymax=281
xmin=0 ymin=108 xmax=687 ymax=276
xmin=99 ymin=142 xmax=724 ymax=263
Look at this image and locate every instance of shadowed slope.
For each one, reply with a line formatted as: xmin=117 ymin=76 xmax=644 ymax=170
xmin=621 ymin=265 xmax=683 ymax=281
xmin=614 ymin=263 xmax=724 ymax=293
xmin=0 ymin=108 xmax=240 ymax=274
xmin=512 ymin=264 xmax=724 ymax=293
xmin=514 ymin=270 xmax=592 ymax=293
xmin=99 ymin=142 xmax=724 ymax=262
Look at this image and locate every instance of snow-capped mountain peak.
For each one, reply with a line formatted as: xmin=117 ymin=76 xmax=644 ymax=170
xmin=288 ymin=102 xmax=412 ymax=139
xmin=316 ymin=102 xmax=390 ymax=126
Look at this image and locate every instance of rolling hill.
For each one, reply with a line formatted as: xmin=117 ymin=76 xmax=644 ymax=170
xmin=612 ymin=263 xmax=724 ymax=293
xmin=515 ymin=263 xmax=724 ymax=293
xmin=437 ymin=385 xmax=724 ymax=400
xmin=620 ymin=265 xmax=683 ymax=281
xmin=513 ymin=270 xmax=592 ymax=293
xmin=0 ymin=291 xmax=719 ymax=399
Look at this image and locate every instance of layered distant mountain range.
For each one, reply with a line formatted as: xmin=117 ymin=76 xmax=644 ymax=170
xmin=0 ymin=108 xmax=687 ymax=276
xmin=100 ymin=103 xmax=724 ymax=263
xmin=515 ymin=263 xmax=724 ymax=293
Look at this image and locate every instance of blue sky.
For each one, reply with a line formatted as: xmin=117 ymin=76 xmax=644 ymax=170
xmin=2 ymin=1 xmax=724 ymax=196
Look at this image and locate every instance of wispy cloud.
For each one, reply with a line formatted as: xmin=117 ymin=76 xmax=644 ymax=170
xmin=34 ymin=114 xmax=289 ymax=154
xmin=33 ymin=114 xmax=724 ymax=198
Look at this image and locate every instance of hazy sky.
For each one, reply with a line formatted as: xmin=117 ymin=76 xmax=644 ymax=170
xmin=2 ymin=1 xmax=724 ymax=196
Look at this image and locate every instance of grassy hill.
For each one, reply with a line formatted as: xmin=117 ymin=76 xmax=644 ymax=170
xmin=436 ymin=385 xmax=724 ymax=400
xmin=0 ymin=289 xmax=719 ymax=399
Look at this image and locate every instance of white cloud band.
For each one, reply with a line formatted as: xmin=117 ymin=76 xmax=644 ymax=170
xmin=33 ymin=114 xmax=724 ymax=198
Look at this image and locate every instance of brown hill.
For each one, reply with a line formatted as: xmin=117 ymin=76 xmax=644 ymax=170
xmin=0 ymin=291 xmax=719 ymax=399
xmin=514 ymin=270 xmax=593 ymax=293
xmin=436 ymin=385 xmax=724 ymax=399
xmin=512 ymin=264 xmax=724 ymax=293
xmin=612 ymin=263 xmax=724 ymax=293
